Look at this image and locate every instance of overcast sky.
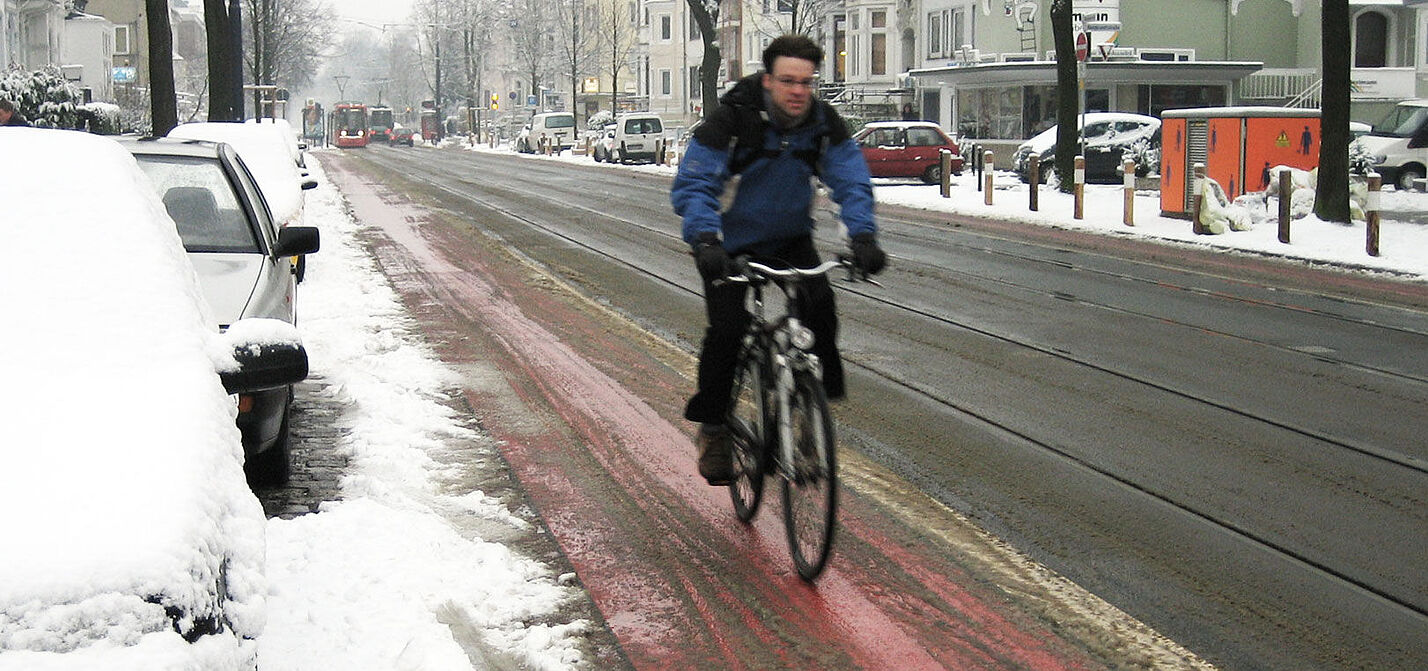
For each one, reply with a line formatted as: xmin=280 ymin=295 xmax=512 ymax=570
xmin=331 ymin=0 xmax=416 ymax=30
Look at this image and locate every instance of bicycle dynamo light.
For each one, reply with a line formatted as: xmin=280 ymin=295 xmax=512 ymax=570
xmin=789 ymin=321 xmax=816 ymax=350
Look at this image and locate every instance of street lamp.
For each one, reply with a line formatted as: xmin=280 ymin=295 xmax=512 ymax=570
xmin=333 ymin=75 xmax=350 ymax=101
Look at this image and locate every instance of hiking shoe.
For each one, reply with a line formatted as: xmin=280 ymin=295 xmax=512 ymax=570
xmin=695 ymin=426 xmax=733 ymax=486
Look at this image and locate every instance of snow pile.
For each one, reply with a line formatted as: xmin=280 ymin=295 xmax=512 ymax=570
xmin=257 ymin=154 xmax=591 ymax=670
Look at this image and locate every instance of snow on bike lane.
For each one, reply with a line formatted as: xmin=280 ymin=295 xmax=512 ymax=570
xmin=319 ymin=149 xmax=1213 ymax=671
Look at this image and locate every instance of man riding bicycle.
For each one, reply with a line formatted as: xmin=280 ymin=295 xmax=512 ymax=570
xmin=671 ymin=34 xmax=887 ymax=486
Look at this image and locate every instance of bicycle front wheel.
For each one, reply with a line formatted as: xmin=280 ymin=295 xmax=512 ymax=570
xmin=781 ymin=370 xmax=837 ymax=581
xmin=727 ymin=349 xmax=768 ymax=522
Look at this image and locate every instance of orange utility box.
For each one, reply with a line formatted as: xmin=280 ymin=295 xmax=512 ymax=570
xmin=1160 ymin=107 xmax=1321 ymax=218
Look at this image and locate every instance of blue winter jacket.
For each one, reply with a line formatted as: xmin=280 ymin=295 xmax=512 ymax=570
xmin=671 ymin=75 xmax=875 ymax=256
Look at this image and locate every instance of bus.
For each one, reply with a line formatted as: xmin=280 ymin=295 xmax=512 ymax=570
xmin=368 ymin=105 xmax=394 ymax=142
xmin=332 ymin=103 xmax=369 ymax=148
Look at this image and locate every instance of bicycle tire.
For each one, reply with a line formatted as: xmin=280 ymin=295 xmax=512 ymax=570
xmin=727 ymin=347 xmax=768 ymax=522
xmin=781 ymin=370 xmax=837 ymax=581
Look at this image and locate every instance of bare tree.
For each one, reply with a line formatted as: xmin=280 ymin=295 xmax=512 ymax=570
xmin=507 ymin=0 xmax=556 ymax=107
xmin=593 ymin=0 xmax=638 ymax=113
xmin=685 ymin=0 xmax=720 ymax=119
xmin=1050 ymin=0 xmax=1078 ymax=192
xmin=146 ymin=0 xmax=177 ymax=133
xmin=245 ymin=0 xmax=336 ymax=113
xmin=554 ymin=0 xmax=600 ymax=118
xmin=1315 ymin=0 xmax=1350 ymax=223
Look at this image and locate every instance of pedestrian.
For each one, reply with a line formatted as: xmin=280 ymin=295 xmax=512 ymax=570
xmin=670 ymin=33 xmax=886 ymax=486
xmin=0 ymin=97 xmax=29 ymax=127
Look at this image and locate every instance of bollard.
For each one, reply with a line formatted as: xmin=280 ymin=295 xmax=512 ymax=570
xmin=656 ymin=138 xmax=665 ymax=164
xmin=1367 ymin=172 xmax=1382 ymax=256
xmin=1191 ymin=163 xmax=1206 ymax=234
xmin=974 ymin=144 xmax=983 ymax=192
xmin=983 ymin=150 xmax=995 ymax=205
xmin=939 ymin=148 xmax=952 ymax=198
xmin=1073 ymin=155 xmax=1086 ymax=220
xmin=1029 ymin=154 xmax=1040 ymax=211
xmin=1123 ymin=159 xmax=1136 ymax=226
xmin=1277 ymin=169 xmax=1292 ymax=243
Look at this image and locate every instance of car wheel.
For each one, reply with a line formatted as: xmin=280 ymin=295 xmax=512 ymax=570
xmin=614 ymin=148 xmax=624 ymax=164
xmin=244 ymin=389 xmax=292 ymax=486
xmin=1396 ymin=165 xmax=1424 ymax=191
xmin=921 ymin=163 xmax=943 ymax=185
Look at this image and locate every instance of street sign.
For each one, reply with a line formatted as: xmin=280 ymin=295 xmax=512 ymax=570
xmin=1075 ymin=32 xmax=1089 ymax=62
xmin=112 ymin=66 xmax=136 ymax=83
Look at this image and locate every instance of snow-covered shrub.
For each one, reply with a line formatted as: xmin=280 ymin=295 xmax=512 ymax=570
xmin=1 ymin=65 xmax=85 ymax=129
xmin=1127 ymin=136 xmax=1160 ymax=177
xmin=1348 ymin=137 xmax=1374 ymax=175
xmin=585 ymin=110 xmax=613 ymax=130
xmin=79 ymin=102 xmax=123 ymax=134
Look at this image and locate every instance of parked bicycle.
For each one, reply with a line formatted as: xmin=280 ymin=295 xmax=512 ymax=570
xmin=720 ymin=256 xmax=879 ymax=581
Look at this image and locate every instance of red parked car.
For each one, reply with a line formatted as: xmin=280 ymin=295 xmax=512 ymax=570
xmin=854 ymin=121 xmax=964 ymax=184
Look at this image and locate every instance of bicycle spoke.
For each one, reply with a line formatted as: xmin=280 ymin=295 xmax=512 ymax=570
xmin=782 ymin=373 xmax=837 ymax=581
xmin=728 ymin=354 xmax=767 ymax=522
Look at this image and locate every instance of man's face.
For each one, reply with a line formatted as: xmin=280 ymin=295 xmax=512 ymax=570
xmin=762 ymin=56 xmax=816 ymax=120
xmin=0 ymin=108 xmax=10 ymax=124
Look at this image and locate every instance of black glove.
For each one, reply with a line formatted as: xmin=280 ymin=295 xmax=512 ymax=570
xmin=849 ymin=233 xmax=887 ymax=275
xmin=693 ymin=232 xmax=731 ymax=281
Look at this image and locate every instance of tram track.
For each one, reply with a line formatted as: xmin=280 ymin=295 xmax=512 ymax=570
xmin=354 ymin=145 xmax=1428 ymax=626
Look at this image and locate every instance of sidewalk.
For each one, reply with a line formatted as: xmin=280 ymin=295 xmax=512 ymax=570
xmin=463 ymin=139 xmax=1428 ymax=283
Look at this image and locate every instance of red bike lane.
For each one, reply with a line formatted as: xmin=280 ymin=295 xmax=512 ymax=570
xmin=322 ymin=153 xmax=1210 ymax=671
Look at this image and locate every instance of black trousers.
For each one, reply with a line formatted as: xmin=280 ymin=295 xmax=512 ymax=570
xmin=683 ymin=235 xmax=844 ymax=424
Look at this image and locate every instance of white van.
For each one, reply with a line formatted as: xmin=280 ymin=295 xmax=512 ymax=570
xmin=609 ymin=113 xmax=664 ymax=163
xmin=1357 ymin=99 xmax=1428 ymax=190
xmin=516 ymin=111 xmax=577 ymax=153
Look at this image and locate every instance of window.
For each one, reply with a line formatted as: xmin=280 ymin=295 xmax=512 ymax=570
xmin=629 ymin=2 xmax=637 ymax=25
xmin=689 ymin=65 xmax=700 ymax=97
xmin=927 ymin=13 xmax=942 ymax=58
xmin=1355 ymin=11 xmax=1389 ymax=68
xmin=114 ymin=25 xmax=131 ymax=55
xmin=660 ymin=69 xmax=672 ymax=96
xmin=660 ymin=15 xmax=672 ymax=41
xmin=870 ymin=10 xmax=887 ymax=75
xmin=777 ymin=0 xmax=795 ymax=12
xmin=689 ymin=13 xmax=700 ymax=39
xmin=906 ymin=127 xmax=944 ymax=146
xmin=951 ymin=9 xmax=966 ymax=51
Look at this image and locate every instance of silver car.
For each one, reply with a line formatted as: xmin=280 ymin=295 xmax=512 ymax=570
xmin=120 ymin=137 xmax=320 ymax=484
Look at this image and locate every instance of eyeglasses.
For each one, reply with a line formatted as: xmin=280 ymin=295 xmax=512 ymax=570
xmin=773 ymin=76 xmax=818 ymax=90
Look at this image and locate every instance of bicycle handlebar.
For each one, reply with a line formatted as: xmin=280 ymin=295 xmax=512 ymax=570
xmin=720 ymin=256 xmax=882 ymax=287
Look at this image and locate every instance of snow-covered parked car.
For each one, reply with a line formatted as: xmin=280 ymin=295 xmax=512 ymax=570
xmin=119 ymin=136 xmax=320 ymax=485
xmin=168 ymin=121 xmax=318 ymax=280
xmin=0 ymin=127 xmax=309 ymax=669
xmin=591 ymin=124 xmax=616 ymax=162
xmin=1012 ymin=112 xmax=1161 ymax=184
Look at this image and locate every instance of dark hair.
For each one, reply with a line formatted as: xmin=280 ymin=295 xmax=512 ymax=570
xmin=762 ymin=34 xmax=823 ymax=72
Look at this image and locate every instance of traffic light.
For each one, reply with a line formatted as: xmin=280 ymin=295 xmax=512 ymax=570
xmin=490 ymin=93 xmax=498 ymax=110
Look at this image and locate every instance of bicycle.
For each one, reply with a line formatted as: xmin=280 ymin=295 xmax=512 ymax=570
xmin=720 ymin=255 xmax=878 ymax=581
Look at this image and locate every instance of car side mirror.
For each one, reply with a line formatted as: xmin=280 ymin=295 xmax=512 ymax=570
xmin=301 ymin=177 xmax=318 ymax=190
xmin=218 ymin=319 xmax=308 ymax=394
xmin=273 ymin=225 xmax=320 ymax=258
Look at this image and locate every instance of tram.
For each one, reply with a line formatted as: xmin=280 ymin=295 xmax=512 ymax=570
xmin=332 ymin=102 xmax=369 ymax=148
xmin=368 ymin=105 xmax=394 ymax=142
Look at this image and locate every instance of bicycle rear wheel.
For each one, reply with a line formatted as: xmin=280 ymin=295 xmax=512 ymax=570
xmin=727 ymin=349 xmax=768 ymax=522
xmin=781 ymin=370 xmax=837 ymax=581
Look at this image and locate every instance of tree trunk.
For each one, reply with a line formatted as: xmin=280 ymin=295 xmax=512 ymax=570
xmin=229 ymin=0 xmax=244 ymax=118
xmin=147 ymin=0 xmax=177 ymax=133
xmin=1051 ymin=0 xmax=1078 ymax=193
xmin=204 ymin=0 xmax=235 ymax=120
xmin=1315 ymin=0 xmax=1351 ymax=223
xmin=685 ymin=0 xmax=719 ymax=119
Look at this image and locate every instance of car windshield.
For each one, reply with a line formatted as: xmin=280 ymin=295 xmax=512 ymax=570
xmin=135 ymin=155 xmax=261 ymax=253
xmin=1371 ymin=105 xmax=1428 ymax=137
xmin=546 ymin=115 xmax=575 ymax=128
